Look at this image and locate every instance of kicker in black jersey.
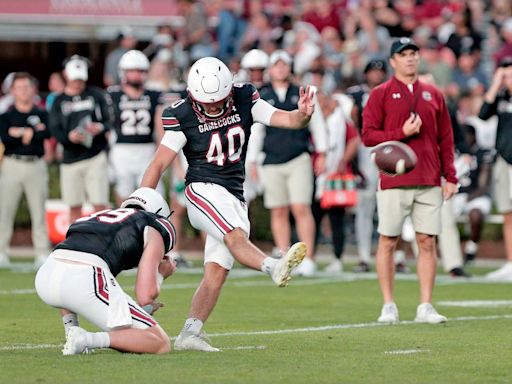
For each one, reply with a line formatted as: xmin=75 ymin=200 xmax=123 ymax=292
xmin=55 ymin=208 xmax=175 ymax=276
xmin=161 ymin=83 xmax=260 ymax=201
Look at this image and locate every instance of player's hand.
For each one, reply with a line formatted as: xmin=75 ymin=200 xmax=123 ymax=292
xmin=336 ymin=160 xmax=347 ymax=175
xmin=143 ymin=301 xmax=164 ymax=315
xmin=68 ymin=129 xmax=85 ymax=144
xmin=249 ymin=162 xmax=259 ymax=182
xmin=491 ymin=67 xmax=505 ymax=90
xmin=21 ymin=128 xmax=34 ymax=145
xmin=86 ymin=122 xmax=104 ymax=136
xmin=159 ymin=257 xmax=176 ymax=279
xmin=298 ymin=85 xmax=316 ymax=118
xmin=443 ymin=182 xmax=459 ymax=200
xmin=8 ymin=127 xmax=25 ymax=138
xmin=402 ymin=112 xmax=422 ymax=137
xmin=314 ymin=153 xmax=326 ymax=176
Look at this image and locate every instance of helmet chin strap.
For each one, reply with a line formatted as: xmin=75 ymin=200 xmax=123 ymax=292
xmin=203 ymin=107 xmax=225 ymax=118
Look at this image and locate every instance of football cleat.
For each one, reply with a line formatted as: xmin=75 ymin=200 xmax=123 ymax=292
xmin=271 ymin=242 xmax=307 ymax=287
xmin=174 ymin=332 xmax=219 ymax=352
xmin=62 ymin=326 xmax=91 ymax=355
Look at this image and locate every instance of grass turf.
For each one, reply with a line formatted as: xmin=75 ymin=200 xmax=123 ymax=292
xmin=0 ymin=263 xmax=511 ymax=384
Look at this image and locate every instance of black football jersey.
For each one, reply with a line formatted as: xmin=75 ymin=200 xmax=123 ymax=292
xmin=346 ymin=84 xmax=370 ymax=131
xmin=108 ymin=87 xmax=162 ymax=144
xmin=161 ymin=83 xmax=259 ymax=201
xmin=55 ymin=208 xmax=175 ymax=276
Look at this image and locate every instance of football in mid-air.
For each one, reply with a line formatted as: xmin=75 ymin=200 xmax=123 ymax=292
xmin=370 ymin=141 xmax=417 ymax=176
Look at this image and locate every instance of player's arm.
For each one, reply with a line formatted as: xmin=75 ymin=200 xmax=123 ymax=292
xmin=135 ymin=227 xmax=170 ymax=306
xmin=141 ymin=143 xmax=178 ymax=188
xmin=252 ymin=86 xmax=316 ymax=129
xmin=141 ymin=107 xmax=186 ymax=188
xmin=153 ymin=105 xmax=165 ymax=144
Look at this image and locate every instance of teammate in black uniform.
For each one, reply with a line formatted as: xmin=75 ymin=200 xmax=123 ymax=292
xmin=35 ymin=188 xmax=176 ymax=355
xmin=141 ymin=56 xmax=315 ymax=351
xmin=108 ymin=50 xmax=166 ymax=205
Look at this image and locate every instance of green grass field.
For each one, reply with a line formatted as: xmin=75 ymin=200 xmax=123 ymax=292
xmin=1 ymin=262 xmax=511 ymax=384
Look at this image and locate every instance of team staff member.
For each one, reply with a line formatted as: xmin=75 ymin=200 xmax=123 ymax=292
xmin=362 ymin=38 xmax=458 ymax=324
xmin=35 ymin=188 xmax=176 ymax=355
xmin=0 ymin=72 xmax=51 ymax=269
xmin=49 ymin=55 xmax=112 ymax=224
xmin=253 ymin=50 xmax=328 ymax=277
xmin=479 ymin=56 xmax=512 ymax=280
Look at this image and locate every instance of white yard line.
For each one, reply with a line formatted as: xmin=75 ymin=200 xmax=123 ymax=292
xmin=2 ymin=272 xmax=510 ymax=296
xmin=438 ymin=300 xmax=512 ymax=308
xmin=2 ymin=313 xmax=511 ymax=351
xmin=384 ymin=349 xmax=429 ymax=355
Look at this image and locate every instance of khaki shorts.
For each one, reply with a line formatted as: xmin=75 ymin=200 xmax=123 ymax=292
xmin=261 ymin=152 xmax=313 ymax=208
xmin=377 ymin=186 xmax=443 ymax=236
xmin=493 ymin=155 xmax=512 ymax=214
xmin=60 ymin=151 xmax=109 ymax=207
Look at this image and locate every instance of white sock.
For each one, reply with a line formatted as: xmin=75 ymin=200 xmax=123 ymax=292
xmin=182 ymin=318 xmax=203 ymax=335
xmin=464 ymin=240 xmax=478 ymax=254
xmin=261 ymin=257 xmax=278 ymax=275
xmin=62 ymin=313 xmax=79 ymax=335
xmin=86 ymin=332 xmax=110 ymax=349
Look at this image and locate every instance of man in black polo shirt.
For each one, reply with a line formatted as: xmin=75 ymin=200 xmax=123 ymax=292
xmin=0 ymin=72 xmax=51 ymax=268
xmin=254 ymin=50 xmax=328 ymax=276
xmin=49 ymin=55 xmax=112 ymax=225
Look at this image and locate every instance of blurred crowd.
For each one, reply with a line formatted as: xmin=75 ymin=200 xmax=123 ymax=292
xmin=0 ymin=0 xmax=512 ymax=278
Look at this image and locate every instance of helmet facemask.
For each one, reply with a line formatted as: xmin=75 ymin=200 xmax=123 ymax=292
xmin=189 ymin=89 xmax=234 ymax=121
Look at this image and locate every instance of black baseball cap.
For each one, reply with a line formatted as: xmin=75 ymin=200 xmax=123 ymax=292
xmin=499 ymin=56 xmax=512 ymax=68
xmin=364 ymin=59 xmax=387 ymax=73
xmin=390 ymin=37 xmax=419 ymax=57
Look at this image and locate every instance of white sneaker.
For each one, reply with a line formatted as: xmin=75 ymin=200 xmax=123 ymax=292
xmin=0 ymin=253 xmax=10 ymax=269
xmin=271 ymin=242 xmax=307 ymax=287
xmin=292 ymin=256 xmax=316 ymax=277
xmin=174 ymin=332 xmax=220 ymax=352
xmin=415 ymin=303 xmax=447 ymax=324
xmin=377 ymin=302 xmax=399 ymax=324
xmin=486 ymin=262 xmax=512 ymax=280
xmin=62 ymin=326 xmax=90 ymax=355
xmin=34 ymin=255 xmax=48 ymax=270
xmin=324 ymin=259 xmax=343 ymax=274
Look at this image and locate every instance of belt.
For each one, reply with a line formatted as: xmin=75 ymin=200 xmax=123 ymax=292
xmin=6 ymin=154 xmax=41 ymax=162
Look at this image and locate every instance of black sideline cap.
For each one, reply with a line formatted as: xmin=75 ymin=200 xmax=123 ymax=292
xmin=390 ymin=37 xmax=419 ymax=57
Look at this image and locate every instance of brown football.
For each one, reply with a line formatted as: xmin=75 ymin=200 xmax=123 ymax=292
xmin=370 ymin=141 xmax=417 ymax=176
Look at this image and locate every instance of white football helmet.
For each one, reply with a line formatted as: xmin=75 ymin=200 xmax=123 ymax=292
xmin=187 ymin=57 xmax=234 ymax=118
xmin=118 ymin=50 xmax=150 ymax=86
xmin=121 ymin=187 xmax=171 ymax=218
xmin=119 ymin=50 xmax=150 ymax=72
xmin=241 ymin=49 xmax=269 ymax=69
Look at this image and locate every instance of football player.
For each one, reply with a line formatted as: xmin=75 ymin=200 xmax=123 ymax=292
xmin=108 ymin=50 xmax=165 ymax=205
xmin=141 ymin=57 xmax=315 ymax=351
xmin=35 ymin=188 xmax=176 ymax=355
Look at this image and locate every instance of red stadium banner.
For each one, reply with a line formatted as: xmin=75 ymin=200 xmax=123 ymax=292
xmin=0 ymin=0 xmax=179 ymax=21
